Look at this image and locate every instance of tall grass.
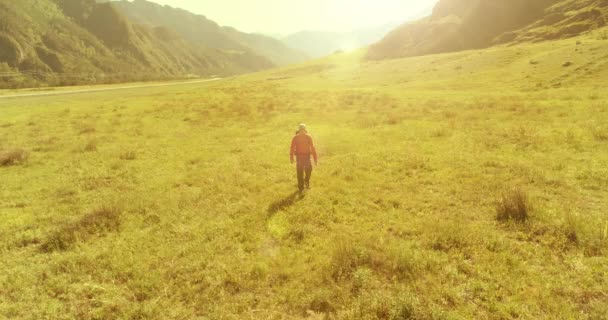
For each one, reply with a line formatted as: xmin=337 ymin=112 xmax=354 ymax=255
xmin=496 ymin=189 xmax=530 ymax=223
xmin=1 ymin=31 xmax=608 ymax=319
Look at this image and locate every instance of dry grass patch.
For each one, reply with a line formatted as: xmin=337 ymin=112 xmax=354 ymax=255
xmin=0 ymin=148 xmax=28 ymax=166
xmin=41 ymin=205 xmax=122 ymax=252
xmin=79 ymin=125 xmax=96 ymax=135
xmin=120 ymin=150 xmax=137 ymax=160
xmin=329 ymin=240 xmax=373 ymax=281
xmin=84 ymin=139 xmax=98 ymax=152
xmin=496 ymin=189 xmax=530 ymax=223
xmin=327 ymin=239 xmax=428 ymax=284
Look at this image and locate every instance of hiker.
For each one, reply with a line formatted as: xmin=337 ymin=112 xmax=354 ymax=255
xmin=290 ymin=124 xmax=318 ymax=192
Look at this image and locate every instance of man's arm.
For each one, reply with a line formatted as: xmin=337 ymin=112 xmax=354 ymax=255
xmin=290 ymin=137 xmax=296 ymax=163
xmin=309 ymin=136 xmax=318 ymax=165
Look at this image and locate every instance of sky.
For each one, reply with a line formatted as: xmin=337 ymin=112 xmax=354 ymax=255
xmin=142 ymin=0 xmax=439 ymax=35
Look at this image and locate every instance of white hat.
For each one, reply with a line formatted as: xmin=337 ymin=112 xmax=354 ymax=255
xmin=298 ymin=123 xmax=307 ymax=132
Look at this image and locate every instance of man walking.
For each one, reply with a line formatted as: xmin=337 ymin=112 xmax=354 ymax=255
xmin=290 ymin=124 xmax=318 ymax=192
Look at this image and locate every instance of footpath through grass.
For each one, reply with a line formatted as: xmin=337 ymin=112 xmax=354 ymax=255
xmin=1 ymin=34 xmax=607 ymax=319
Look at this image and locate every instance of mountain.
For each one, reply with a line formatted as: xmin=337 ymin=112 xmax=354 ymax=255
xmin=282 ymin=23 xmax=401 ymax=58
xmin=0 ymin=0 xmax=277 ymax=88
xmin=281 ymin=5 xmax=434 ymax=59
xmin=366 ymin=0 xmax=608 ymax=60
xmin=111 ymin=0 xmax=309 ymax=66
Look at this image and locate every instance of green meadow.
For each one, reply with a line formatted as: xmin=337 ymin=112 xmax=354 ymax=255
xmin=1 ymin=31 xmax=607 ymax=319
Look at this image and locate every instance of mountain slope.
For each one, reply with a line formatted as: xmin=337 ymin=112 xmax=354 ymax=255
xmin=0 ymin=0 xmax=273 ymax=88
xmin=111 ymin=0 xmax=308 ymax=66
xmin=281 ymin=5 xmax=434 ymax=59
xmin=497 ymin=0 xmax=608 ymax=43
xmin=367 ymin=0 xmax=607 ymax=60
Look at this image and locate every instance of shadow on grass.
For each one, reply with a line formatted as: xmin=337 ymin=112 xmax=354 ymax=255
xmin=268 ymin=191 xmax=305 ymax=216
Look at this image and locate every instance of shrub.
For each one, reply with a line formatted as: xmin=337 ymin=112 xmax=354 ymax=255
xmin=41 ymin=205 xmax=121 ymax=252
xmin=0 ymin=148 xmax=28 ymax=166
xmin=496 ymin=189 xmax=530 ymax=222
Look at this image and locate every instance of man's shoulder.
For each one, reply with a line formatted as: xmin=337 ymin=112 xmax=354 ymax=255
xmin=293 ymin=134 xmax=313 ymax=142
xmin=294 ymin=134 xmax=312 ymax=138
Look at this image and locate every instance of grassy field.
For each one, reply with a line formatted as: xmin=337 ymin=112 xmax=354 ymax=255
xmin=1 ymin=30 xmax=607 ymax=319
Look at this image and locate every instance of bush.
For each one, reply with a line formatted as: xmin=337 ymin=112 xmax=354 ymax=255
xmin=41 ymin=205 xmax=121 ymax=252
xmin=496 ymin=189 xmax=530 ymax=222
xmin=0 ymin=148 xmax=28 ymax=166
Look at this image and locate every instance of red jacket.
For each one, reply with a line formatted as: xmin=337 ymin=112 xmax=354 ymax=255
xmin=290 ymin=133 xmax=318 ymax=162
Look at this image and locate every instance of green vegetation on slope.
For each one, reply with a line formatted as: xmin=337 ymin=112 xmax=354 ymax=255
xmin=112 ymin=0 xmax=309 ymax=66
xmin=0 ymin=0 xmax=281 ymax=89
xmin=499 ymin=0 xmax=608 ymax=43
xmin=1 ymin=28 xmax=607 ymax=319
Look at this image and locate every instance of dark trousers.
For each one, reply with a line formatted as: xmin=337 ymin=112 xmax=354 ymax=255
xmin=296 ymin=154 xmax=312 ymax=191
